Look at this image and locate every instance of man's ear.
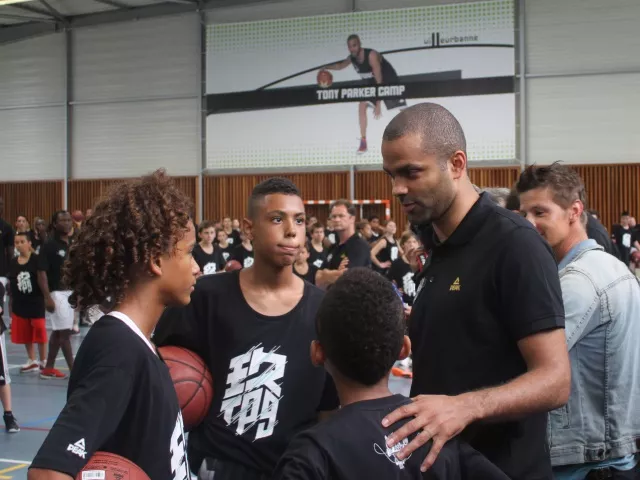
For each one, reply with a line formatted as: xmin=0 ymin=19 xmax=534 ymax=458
xmin=148 ymin=255 xmax=163 ymax=278
xmin=398 ymin=335 xmax=411 ymax=361
xmin=310 ymin=340 xmax=326 ymax=367
xmin=243 ymin=217 xmax=254 ymax=241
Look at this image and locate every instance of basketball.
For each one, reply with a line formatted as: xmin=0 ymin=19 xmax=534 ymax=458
xmin=77 ymin=452 xmax=150 ymax=480
xmin=158 ymin=346 xmax=214 ymax=431
xmin=317 ymin=69 xmax=333 ymax=88
xmin=225 ymin=260 xmax=243 ymax=272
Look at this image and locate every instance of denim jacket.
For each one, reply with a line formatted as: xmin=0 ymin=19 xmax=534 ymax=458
xmin=549 ymin=239 xmax=640 ymax=466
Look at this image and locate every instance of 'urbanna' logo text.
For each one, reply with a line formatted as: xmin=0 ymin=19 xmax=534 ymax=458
xmin=424 ymin=32 xmax=479 ymax=46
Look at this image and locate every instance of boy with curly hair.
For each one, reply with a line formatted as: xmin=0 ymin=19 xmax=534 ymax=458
xmin=28 ymin=170 xmax=199 ymax=480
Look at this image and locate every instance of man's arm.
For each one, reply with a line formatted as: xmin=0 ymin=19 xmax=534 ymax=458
xmin=323 ymin=57 xmax=351 ymax=71
xmin=37 ymin=270 xmax=54 ymax=313
xmin=28 ymin=470 xmax=72 ymax=480
xmin=315 ymin=268 xmax=344 ymax=290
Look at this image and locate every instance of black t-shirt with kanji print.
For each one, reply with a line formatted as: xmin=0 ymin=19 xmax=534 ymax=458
xmin=231 ymin=245 xmax=254 ymax=269
xmin=193 ymin=244 xmax=224 ymax=276
xmin=153 ymin=272 xmax=339 ymax=476
xmin=9 ymin=254 xmax=44 ymax=318
xmin=387 ymin=259 xmax=416 ymax=306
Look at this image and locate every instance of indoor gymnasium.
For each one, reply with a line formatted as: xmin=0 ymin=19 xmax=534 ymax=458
xmin=1 ymin=0 xmax=639 ymax=479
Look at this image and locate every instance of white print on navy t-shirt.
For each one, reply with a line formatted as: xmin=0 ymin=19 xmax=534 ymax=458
xmin=203 ymin=262 xmax=217 ymax=275
xmin=312 ymin=259 xmax=323 ymax=269
xmin=373 ymin=435 xmax=411 ymax=470
xmin=243 ymin=256 xmax=254 ymax=268
xmin=222 ymin=252 xmax=230 ymax=262
xmin=58 ymin=249 xmax=66 ymax=258
xmin=67 ymin=438 xmax=87 ymax=459
xmin=328 ymin=233 xmax=336 ymax=244
xmin=220 ymin=344 xmax=286 ymax=441
xmin=390 ymin=246 xmax=399 ymax=261
xmin=169 ymin=411 xmax=189 ymax=480
xmin=622 ymin=233 xmax=631 ymax=248
xmin=227 ymin=238 xmax=234 ymax=245
xmin=17 ymin=271 xmax=33 ymax=294
xmin=402 ymin=272 xmax=416 ymax=298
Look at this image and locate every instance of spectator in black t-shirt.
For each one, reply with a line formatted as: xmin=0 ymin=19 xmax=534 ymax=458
xmin=0 ymin=279 xmax=21 ymax=434
xmin=153 ymin=178 xmax=338 ymax=480
xmin=38 ymin=211 xmax=75 ymax=380
xmin=29 ymin=170 xmax=196 ymax=480
xmin=368 ymin=215 xmax=383 ymax=242
xmin=308 ymin=223 xmax=327 ymax=270
xmin=293 ymin=244 xmax=316 ymax=284
xmin=356 ymin=220 xmax=374 ymax=243
xmin=193 ymin=221 xmax=222 ymax=276
xmin=612 ymin=212 xmax=634 ymax=267
xmin=0 ymin=197 xmax=15 ymax=317
xmin=387 ymin=231 xmax=420 ymax=308
xmin=316 ymin=200 xmax=372 ymax=289
xmin=220 ymin=216 xmax=241 ymax=246
xmin=231 ymin=231 xmax=254 ymax=269
xmin=274 ymin=268 xmax=509 ymax=480
xmin=379 ymin=103 xmax=569 ymax=479
xmin=32 ymin=217 xmax=47 ymax=255
xmin=371 ymin=220 xmax=402 ymax=274
xmin=214 ymin=229 xmax=233 ymax=269
xmin=9 ymin=232 xmax=47 ymax=374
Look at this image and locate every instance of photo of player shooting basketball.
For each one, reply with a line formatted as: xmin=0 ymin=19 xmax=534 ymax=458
xmin=322 ymin=34 xmax=407 ymax=154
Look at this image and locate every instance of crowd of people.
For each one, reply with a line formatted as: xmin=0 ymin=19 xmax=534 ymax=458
xmin=0 ymin=102 xmax=638 ymax=480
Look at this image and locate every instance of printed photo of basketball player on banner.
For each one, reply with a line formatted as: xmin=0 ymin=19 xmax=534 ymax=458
xmin=206 ymin=0 xmax=515 ymax=170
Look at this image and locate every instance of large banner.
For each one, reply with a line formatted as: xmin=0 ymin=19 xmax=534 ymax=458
xmin=206 ymin=0 xmax=515 ymax=170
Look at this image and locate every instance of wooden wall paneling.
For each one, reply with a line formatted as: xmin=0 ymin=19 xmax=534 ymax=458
xmin=203 ymin=172 xmax=349 ymax=223
xmin=0 ymin=181 xmax=63 ymax=227
xmin=68 ymin=176 xmax=198 ymax=218
xmin=467 ymin=167 xmax=521 ymax=189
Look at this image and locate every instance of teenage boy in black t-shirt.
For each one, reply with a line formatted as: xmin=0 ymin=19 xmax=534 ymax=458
xmin=193 ymin=221 xmax=222 ymax=276
xmin=274 ymin=268 xmax=509 ymax=480
xmin=9 ymin=232 xmax=47 ymax=374
xmin=231 ymin=231 xmax=254 ymax=269
xmin=154 ymin=178 xmax=338 ymax=480
xmin=29 ymin=170 xmax=196 ymax=480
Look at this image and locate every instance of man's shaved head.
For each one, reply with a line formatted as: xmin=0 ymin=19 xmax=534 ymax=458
xmin=383 ymin=103 xmax=466 ymax=164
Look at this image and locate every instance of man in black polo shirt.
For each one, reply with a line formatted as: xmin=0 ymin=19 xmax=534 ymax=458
xmin=378 ymin=103 xmax=570 ymax=480
xmin=316 ymin=199 xmax=371 ymax=289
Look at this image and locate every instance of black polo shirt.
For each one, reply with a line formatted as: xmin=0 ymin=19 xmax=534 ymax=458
xmin=410 ymin=193 xmax=564 ymax=480
xmin=324 ymin=234 xmax=371 ymax=270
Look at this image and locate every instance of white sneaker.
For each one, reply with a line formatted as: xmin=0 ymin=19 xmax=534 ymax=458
xmin=20 ymin=359 xmax=39 ymax=374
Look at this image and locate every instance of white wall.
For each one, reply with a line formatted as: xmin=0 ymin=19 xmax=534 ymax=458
xmin=71 ymin=13 xmax=201 ymax=178
xmin=0 ymin=35 xmax=65 ymax=180
xmin=525 ymin=0 xmax=640 ymax=164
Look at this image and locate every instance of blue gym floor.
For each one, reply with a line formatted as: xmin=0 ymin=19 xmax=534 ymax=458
xmin=1 ymin=323 xmax=411 ymax=480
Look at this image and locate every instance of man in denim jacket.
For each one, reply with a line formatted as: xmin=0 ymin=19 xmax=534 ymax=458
xmin=517 ymin=162 xmax=640 ymax=480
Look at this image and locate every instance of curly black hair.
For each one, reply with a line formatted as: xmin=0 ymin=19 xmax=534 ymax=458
xmin=64 ymin=169 xmax=193 ymax=311
xmin=316 ymin=268 xmax=405 ymax=386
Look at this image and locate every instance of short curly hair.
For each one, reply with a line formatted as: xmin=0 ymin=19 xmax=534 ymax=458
xmin=64 ymin=169 xmax=193 ymax=311
xmin=316 ymin=268 xmax=405 ymax=386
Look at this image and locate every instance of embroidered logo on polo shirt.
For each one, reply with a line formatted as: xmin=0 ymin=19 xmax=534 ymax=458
xmin=449 ymin=277 xmax=461 ymax=292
